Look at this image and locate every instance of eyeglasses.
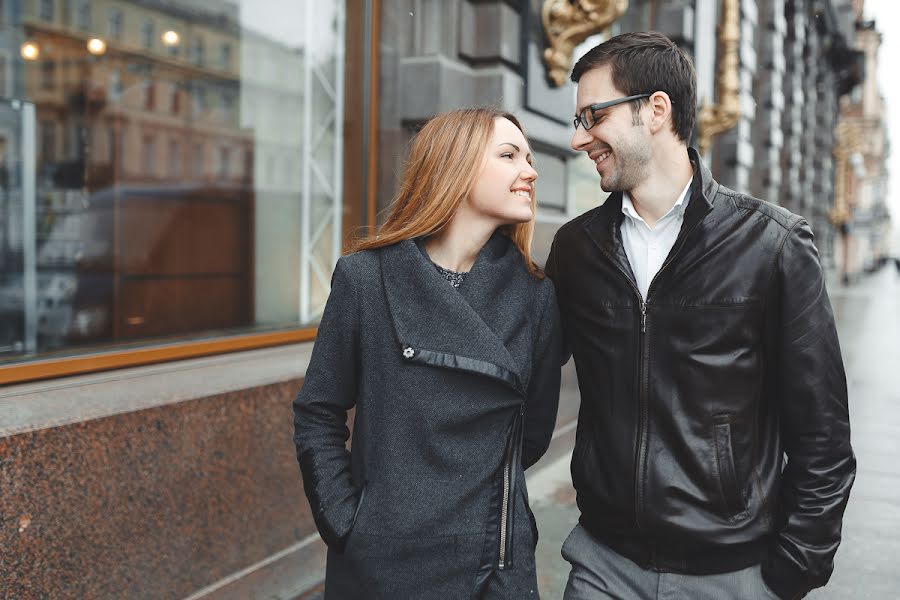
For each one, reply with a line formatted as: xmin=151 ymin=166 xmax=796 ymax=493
xmin=573 ymin=94 xmax=652 ymax=130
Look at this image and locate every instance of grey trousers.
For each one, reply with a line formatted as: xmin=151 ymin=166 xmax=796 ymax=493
xmin=561 ymin=525 xmax=781 ymax=600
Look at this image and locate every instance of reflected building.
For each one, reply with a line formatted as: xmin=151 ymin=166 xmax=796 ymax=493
xmin=0 ymin=0 xmax=345 ymax=357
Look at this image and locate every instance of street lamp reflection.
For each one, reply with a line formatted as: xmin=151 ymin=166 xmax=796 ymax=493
xmin=87 ymin=38 xmax=107 ymax=56
xmin=21 ymin=41 xmax=40 ymax=61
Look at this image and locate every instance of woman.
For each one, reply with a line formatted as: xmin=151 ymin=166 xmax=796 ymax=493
xmin=293 ymin=108 xmax=563 ymax=599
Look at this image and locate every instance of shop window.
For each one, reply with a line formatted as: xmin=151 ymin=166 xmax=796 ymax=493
xmin=1 ymin=0 xmax=359 ymax=382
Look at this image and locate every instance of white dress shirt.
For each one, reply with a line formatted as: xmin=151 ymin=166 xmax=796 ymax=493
xmin=620 ymin=177 xmax=693 ymax=300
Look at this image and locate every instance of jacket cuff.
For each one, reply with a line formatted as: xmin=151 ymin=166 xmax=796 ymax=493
xmin=762 ymin=554 xmax=810 ymax=600
xmin=318 ymin=487 xmax=364 ymax=554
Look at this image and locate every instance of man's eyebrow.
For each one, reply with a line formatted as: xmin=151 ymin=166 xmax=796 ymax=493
xmin=575 ymin=101 xmax=610 ymax=116
xmin=498 ymin=142 xmax=533 ymax=162
xmin=575 ymin=101 xmax=601 ymax=115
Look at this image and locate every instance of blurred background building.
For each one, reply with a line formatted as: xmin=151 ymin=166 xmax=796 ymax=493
xmin=0 ymin=1 xmax=889 ymax=598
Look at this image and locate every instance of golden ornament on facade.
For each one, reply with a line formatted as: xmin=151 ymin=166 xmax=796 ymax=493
xmin=541 ymin=0 xmax=629 ymax=87
xmin=830 ymin=120 xmax=863 ymax=226
xmin=698 ymin=0 xmax=741 ymax=155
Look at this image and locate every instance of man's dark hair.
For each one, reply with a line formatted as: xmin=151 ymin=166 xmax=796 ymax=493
xmin=571 ymin=31 xmax=697 ymax=143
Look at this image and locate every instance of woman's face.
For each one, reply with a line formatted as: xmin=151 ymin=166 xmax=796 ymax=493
xmin=465 ymin=117 xmax=538 ymax=226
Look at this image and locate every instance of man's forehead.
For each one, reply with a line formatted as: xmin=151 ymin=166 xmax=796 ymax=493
xmin=575 ymin=66 xmax=623 ymax=111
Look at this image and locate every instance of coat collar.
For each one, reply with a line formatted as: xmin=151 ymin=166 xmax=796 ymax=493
xmin=379 ymin=231 xmax=534 ymax=395
xmin=583 ymin=146 xmax=718 ymax=277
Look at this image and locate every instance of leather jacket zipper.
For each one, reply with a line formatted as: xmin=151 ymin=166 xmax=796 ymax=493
xmin=599 ymin=251 xmax=648 ymax=532
xmin=636 ymin=214 xmax=707 ymax=531
xmin=600 ymin=210 xmax=706 ymax=533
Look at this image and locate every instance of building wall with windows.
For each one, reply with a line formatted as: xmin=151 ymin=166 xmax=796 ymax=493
xmin=0 ymin=1 xmax=872 ymax=598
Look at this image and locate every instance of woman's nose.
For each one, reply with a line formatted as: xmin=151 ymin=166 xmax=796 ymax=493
xmin=522 ymin=162 xmax=537 ymax=182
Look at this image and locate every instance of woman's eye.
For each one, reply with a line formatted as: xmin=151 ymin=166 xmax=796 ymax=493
xmin=500 ymin=152 xmax=514 ymax=159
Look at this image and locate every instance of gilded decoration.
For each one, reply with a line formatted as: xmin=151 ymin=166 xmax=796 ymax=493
xmin=541 ymin=0 xmax=629 ymax=87
xmin=697 ymin=0 xmax=740 ymax=155
xmin=830 ymin=120 xmax=863 ymax=226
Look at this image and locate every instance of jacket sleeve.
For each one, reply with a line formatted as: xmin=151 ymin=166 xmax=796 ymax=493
xmin=545 ymin=236 xmax=572 ymax=365
xmin=292 ymin=257 xmax=361 ymax=552
xmin=522 ymin=282 xmax=564 ymax=470
xmin=761 ymin=220 xmax=856 ymax=600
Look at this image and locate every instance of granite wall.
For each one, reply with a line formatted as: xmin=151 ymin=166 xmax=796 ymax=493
xmin=0 ymin=362 xmax=322 ymax=599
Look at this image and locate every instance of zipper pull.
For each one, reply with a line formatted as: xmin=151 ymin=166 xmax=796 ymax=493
xmin=641 ymin=301 xmax=647 ymax=333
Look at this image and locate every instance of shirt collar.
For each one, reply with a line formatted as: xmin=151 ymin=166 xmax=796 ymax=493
xmin=621 ymin=176 xmax=693 ymax=225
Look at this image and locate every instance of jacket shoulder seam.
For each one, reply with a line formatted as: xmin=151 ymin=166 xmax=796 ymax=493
xmin=722 ymin=189 xmax=801 ymax=232
xmin=763 ymin=218 xmax=807 ymax=307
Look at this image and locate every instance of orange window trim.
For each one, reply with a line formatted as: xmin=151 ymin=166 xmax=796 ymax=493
xmin=0 ymin=328 xmax=317 ymax=386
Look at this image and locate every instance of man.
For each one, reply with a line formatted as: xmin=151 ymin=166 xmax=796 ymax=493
xmin=546 ymin=31 xmax=855 ymax=600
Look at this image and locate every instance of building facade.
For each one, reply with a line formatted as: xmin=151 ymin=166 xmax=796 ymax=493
xmin=0 ymin=1 xmax=883 ymax=598
xmin=830 ymin=0 xmax=890 ymax=281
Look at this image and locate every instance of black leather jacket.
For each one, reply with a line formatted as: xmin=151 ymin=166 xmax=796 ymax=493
xmin=546 ymin=150 xmax=855 ymax=600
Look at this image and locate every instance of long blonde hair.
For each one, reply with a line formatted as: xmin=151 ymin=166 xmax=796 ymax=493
xmin=353 ymin=108 xmax=541 ymax=277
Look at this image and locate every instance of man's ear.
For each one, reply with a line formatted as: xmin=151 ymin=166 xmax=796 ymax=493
xmin=647 ymin=91 xmax=672 ymax=135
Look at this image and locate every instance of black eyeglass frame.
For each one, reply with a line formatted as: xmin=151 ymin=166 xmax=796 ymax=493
xmin=573 ymin=93 xmax=653 ymax=130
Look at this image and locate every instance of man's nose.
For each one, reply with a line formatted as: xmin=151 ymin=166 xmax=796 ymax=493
xmin=571 ymin=126 xmax=593 ymax=152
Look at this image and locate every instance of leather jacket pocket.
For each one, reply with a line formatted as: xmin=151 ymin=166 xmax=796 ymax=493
xmin=713 ymin=419 xmax=746 ymax=518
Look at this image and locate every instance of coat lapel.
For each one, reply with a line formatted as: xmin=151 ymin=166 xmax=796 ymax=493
xmin=379 ymin=232 xmax=533 ymax=396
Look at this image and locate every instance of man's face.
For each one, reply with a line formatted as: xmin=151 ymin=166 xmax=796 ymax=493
xmin=571 ymin=65 xmax=652 ymax=193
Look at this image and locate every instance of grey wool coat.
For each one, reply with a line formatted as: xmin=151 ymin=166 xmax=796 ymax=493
xmin=293 ymin=231 xmax=563 ymax=600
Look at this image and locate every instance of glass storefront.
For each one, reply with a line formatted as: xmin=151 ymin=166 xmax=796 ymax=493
xmin=0 ymin=0 xmax=350 ymax=366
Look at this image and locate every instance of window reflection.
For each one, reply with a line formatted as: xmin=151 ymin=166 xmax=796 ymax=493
xmin=0 ymin=0 xmax=347 ymax=362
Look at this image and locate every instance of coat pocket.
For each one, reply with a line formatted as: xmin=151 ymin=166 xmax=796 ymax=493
xmin=341 ymin=485 xmax=366 ymax=554
xmin=713 ymin=418 xmax=746 ymax=518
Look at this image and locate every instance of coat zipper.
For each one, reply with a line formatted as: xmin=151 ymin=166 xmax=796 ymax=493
xmin=498 ymin=404 xmax=524 ymax=570
xmin=499 ymin=458 xmax=511 ymax=568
